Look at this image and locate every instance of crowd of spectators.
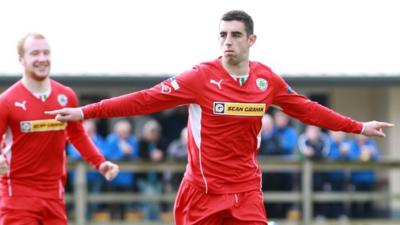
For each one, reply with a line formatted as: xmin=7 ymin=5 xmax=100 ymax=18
xmin=259 ymin=111 xmax=381 ymax=220
xmin=66 ymin=107 xmax=382 ymax=221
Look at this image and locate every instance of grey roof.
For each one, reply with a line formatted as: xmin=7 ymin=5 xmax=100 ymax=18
xmin=1 ymin=73 xmax=400 ymax=88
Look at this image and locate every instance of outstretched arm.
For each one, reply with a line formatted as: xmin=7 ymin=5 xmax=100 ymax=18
xmin=271 ymin=74 xmax=394 ymax=138
xmin=47 ymin=68 xmax=202 ymax=121
xmin=66 ymin=119 xmax=120 ymax=180
xmin=64 ymin=91 xmax=119 ymax=181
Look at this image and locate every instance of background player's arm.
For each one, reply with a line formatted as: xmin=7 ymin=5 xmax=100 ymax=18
xmin=66 ymin=90 xmax=119 ymax=180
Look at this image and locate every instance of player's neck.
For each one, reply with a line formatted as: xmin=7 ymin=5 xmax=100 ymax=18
xmin=21 ymin=75 xmax=51 ymax=93
xmin=221 ymin=58 xmax=250 ymax=76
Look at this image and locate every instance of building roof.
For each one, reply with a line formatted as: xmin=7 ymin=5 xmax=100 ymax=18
xmin=1 ymin=73 xmax=400 ymax=88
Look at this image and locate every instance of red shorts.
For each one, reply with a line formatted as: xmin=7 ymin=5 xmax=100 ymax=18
xmin=0 ymin=196 xmax=67 ymax=225
xmin=174 ymin=179 xmax=268 ymax=225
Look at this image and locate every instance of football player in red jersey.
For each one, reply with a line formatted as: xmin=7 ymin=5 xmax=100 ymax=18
xmin=0 ymin=33 xmax=119 ymax=225
xmin=47 ymin=10 xmax=393 ymax=225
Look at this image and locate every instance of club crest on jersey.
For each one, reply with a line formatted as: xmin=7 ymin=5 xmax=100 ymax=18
xmin=213 ymin=102 xmax=266 ymax=116
xmin=256 ymin=78 xmax=268 ymax=91
xmin=20 ymin=119 xmax=67 ymax=133
xmin=57 ymin=94 xmax=68 ymax=106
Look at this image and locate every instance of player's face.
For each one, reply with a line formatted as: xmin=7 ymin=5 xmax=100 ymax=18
xmin=20 ymin=37 xmax=51 ymax=81
xmin=219 ymin=20 xmax=256 ymax=65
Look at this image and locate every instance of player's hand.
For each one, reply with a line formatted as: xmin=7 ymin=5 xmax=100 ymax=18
xmin=361 ymin=121 xmax=394 ymax=137
xmin=45 ymin=107 xmax=84 ymax=122
xmin=0 ymin=154 xmax=9 ymax=176
xmin=99 ymin=161 xmax=119 ymax=181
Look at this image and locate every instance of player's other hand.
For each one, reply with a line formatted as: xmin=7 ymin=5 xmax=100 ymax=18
xmin=0 ymin=154 xmax=9 ymax=176
xmin=99 ymin=161 xmax=119 ymax=181
xmin=361 ymin=121 xmax=394 ymax=137
xmin=45 ymin=107 xmax=83 ymax=122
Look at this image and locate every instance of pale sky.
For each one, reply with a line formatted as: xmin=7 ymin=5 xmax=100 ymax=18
xmin=0 ymin=0 xmax=399 ymax=76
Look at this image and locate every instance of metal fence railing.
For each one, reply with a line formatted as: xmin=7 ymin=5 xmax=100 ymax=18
xmin=66 ymin=158 xmax=400 ymax=225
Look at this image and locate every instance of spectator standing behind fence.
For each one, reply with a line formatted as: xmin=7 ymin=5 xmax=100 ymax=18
xmin=298 ymin=125 xmax=330 ymax=219
xmin=67 ymin=119 xmax=109 ymax=219
xmin=165 ymin=127 xmax=188 ymax=196
xmin=163 ymin=127 xmax=189 ymax=215
xmin=259 ymin=113 xmax=293 ymax=218
xmin=155 ymin=106 xmax=188 ymax=146
xmin=167 ymin=127 xmax=188 ymax=162
xmin=137 ymin=119 xmax=168 ymax=221
xmin=263 ymin=111 xmax=299 ymax=219
xmin=273 ymin=111 xmax=298 ymax=157
xmin=348 ymin=134 xmax=380 ymax=218
xmin=298 ymin=125 xmax=329 ymax=160
xmin=105 ymin=119 xmax=139 ymax=219
xmin=259 ymin=114 xmax=281 ymax=156
xmin=326 ymin=131 xmax=352 ymax=218
xmin=46 ymin=10 xmax=394 ymax=225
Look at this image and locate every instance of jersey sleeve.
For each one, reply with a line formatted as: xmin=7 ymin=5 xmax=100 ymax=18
xmin=65 ymin=88 xmax=106 ymax=169
xmin=270 ymin=74 xmax=363 ymax=134
xmin=82 ymin=67 xmax=201 ymax=119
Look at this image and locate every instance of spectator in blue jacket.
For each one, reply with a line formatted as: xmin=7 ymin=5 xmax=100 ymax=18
xmin=348 ymin=134 xmax=380 ymax=218
xmin=298 ymin=125 xmax=330 ymax=218
xmin=273 ymin=110 xmax=298 ymax=157
xmin=326 ymin=131 xmax=352 ymax=218
xmin=105 ymin=119 xmax=139 ymax=219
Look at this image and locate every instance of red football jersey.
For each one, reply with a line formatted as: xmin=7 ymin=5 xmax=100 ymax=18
xmin=83 ymin=58 xmax=362 ymax=194
xmin=0 ymin=80 xmax=105 ymax=199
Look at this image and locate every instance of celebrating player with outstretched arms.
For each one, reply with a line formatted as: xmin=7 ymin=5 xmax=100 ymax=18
xmin=47 ymin=10 xmax=393 ymax=225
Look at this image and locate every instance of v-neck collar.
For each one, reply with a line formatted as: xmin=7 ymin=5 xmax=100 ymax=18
xmin=216 ymin=58 xmax=253 ymax=88
xmin=19 ymin=79 xmax=53 ymax=103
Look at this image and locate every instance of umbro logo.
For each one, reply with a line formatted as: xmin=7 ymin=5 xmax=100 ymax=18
xmin=210 ymin=79 xmax=223 ymax=89
xmin=14 ymin=101 xmax=27 ymax=111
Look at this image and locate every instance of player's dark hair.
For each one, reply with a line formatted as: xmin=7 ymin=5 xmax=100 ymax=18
xmin=221 ymin=10 xmax=254 ymax=36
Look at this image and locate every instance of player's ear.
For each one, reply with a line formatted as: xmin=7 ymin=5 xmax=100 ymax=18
xmin=18 ymin=56 xmax=24 ymax=65
xmin=248 ymin=34 xmax=257 ymax=47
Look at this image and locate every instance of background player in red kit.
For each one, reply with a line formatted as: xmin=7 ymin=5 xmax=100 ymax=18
xmin=0 ymin=33 xmax=120 ymax=225
xmin=48 ymin=10 xmax=393 ymax=225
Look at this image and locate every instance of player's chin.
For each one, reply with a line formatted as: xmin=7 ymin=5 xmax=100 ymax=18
xmin=32 ymin=72 xmax=50 ymax=81
xmin=224 ymin=56 xmax=241 ymax=65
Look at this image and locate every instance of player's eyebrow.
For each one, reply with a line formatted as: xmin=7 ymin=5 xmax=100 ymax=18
xmin=231 ymin=31 xmax=243 ymax=37
xmin=219 ymin=31 xmax=244 ymax=37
